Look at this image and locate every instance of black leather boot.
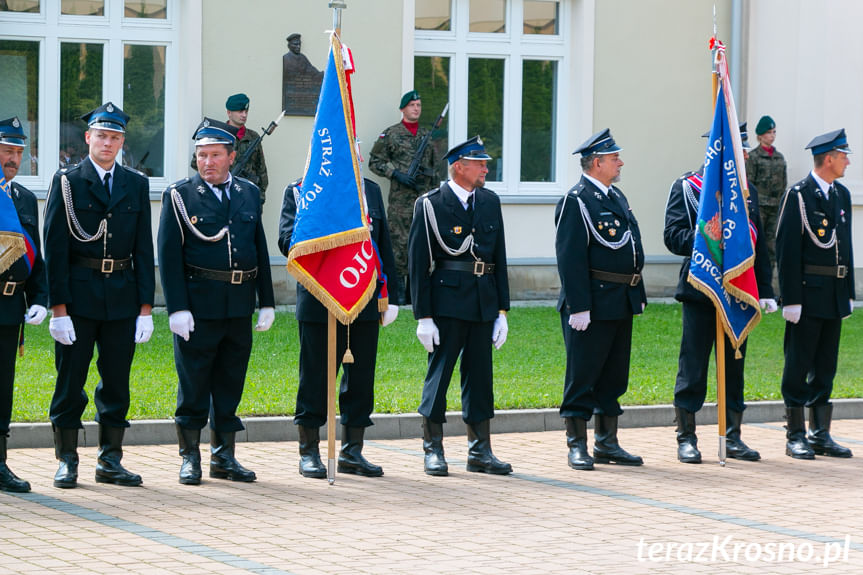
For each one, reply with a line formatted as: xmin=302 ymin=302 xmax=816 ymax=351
xmin=176 ymin=424 xmax=202 ymax=485
xmin=564 ymin=417 xmax=594 ymax=470
xmin=808 ymin=404 xmax=852 ymax=458
xmin=53 ymin=426 xmax=79 ymax=488
xmin=466 ymin=420 xmax=512 ymax=475
xmin=593 ymin=414 xmax=643 ymax=465
xmin=95 ymin=425 xmax=142 ymax=486
xmin=210 ymin=431 xmax=256 ymax=482
xmin=422 ymin=417 xmax=448 ymax=476
xmin=0 ymin=435 xmax=30 ymax=493
xmin=785 ymin=406 xmax=815 ymax=459
xmin=338 ymin=426 xmax=383 ymax=477
xmin=297 ymin=425 xmax=326 ymax=478
xmin=674 ymin=407 xmax=701 ymax=464
xmin=725 ymin=410 xmax=760 ymax=461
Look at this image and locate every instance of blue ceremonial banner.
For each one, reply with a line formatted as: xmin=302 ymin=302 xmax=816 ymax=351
xmin=687 ymin=57 xmax=761 ymax=353
xmin=0 ymin=176 xmax=34 ymax=275
xmin=286 ymin=33 xmax=377 ymax=324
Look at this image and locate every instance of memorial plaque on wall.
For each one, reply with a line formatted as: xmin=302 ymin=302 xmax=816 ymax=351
xmin=282 ymin=33 xmax=323 ymax=116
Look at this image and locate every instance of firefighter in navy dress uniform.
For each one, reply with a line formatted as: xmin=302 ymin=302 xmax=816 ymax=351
xmin=776 ymin=129 xmax=855 ymax=460
xmin=158 ymin=118 xmax=275 ymax=485
xmin=0 ymin=117 xmax=48 ymax=493
xmin=408 ymin=136 xmax=512 ymax=477
xmin=278 ymin=170 xmax=399 ymax=479
xmin=43 ymin=103 xmax=155 ymax=489
xmin=554 ymin=129 xmax=645 ymax=471
xmin=663 ymin=124 xmax=776 ymax=464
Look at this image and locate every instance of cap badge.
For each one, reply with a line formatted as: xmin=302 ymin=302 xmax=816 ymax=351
xmin=202 ymin=119 xmax=210 ymax=128
xmin=476 ymin=136 xmax=483 ymax=146
xmin=12 ymin=118 xmax=20 ymax=128
xmin=106 ymin=103 xmax=114 ymax=112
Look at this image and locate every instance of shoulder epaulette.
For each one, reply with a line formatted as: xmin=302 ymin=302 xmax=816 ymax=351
xmin=59 ymin=163 xmax=82 ymax=175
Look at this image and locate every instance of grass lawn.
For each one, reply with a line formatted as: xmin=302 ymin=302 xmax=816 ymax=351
xmin=11 ymin=303 xmax=863 ymax=422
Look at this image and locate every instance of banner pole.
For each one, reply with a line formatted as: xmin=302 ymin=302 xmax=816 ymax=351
xmin=327 ymin=312 xmax=337 ymax=484
xmin=711 ymin=7 xmax=727 ymax=466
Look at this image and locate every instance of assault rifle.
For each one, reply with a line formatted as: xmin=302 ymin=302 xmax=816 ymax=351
xmin=407 ymin=102 xmax=448 ymax=182
xmin=231 ymin=110 xmax=285 ymax=178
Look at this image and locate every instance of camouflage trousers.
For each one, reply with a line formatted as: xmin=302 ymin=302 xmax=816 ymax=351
xmin=387 ymin=184 xmax=424 ymax=280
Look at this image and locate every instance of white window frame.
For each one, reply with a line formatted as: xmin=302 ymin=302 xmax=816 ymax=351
xmin=411 ymin=0 xmax=573 ymax=198
xmin=1 ymin=0 xmax=179 ymax=194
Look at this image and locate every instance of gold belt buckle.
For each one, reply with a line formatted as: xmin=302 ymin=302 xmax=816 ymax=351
xmin=231 ymin=270 xmax=244 ymax=284
xmin=473 ymin=261 xmax=485 ymax=276
xmin=101 ymin=259 xmax=114 ymax=274
xmin=837 ymin=265 xmax=847 ymax=279
xmin=2 ymin=281 xmax=15 ymax=296
xmin=630 ymin=273 xmax=642 ymax=287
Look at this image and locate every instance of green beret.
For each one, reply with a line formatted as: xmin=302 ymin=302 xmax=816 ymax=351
xmin=226 ymin=93 xmax=250 ymax=111
xmin=399 ymin=90 xmax=420 ymax=109
xmin=756 ymin=115 xmax=775 ymax=135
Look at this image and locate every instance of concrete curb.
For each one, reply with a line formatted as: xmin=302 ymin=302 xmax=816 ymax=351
xmin=9 ymin=398 xmax=863 ymax=449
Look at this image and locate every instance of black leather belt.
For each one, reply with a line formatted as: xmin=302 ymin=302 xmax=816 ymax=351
xmin=185 ymin=264 xmax=258 ymax=284
xmin=590 ymin=269 xmax=642 ymax=287
xmin=436 ymin=260 xmax=496 ymax=276
xmin=71 ymin=255 xmax=132 ymax=273
xmin=804 ymin=264 xmax=847 ymax=278
xmin=1 ymin=280 xmax=25 ymax=296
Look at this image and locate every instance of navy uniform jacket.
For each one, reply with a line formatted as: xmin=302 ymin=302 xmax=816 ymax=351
xmin=43 ymin=158 xmax=155 ymax=320
xmin=663 ymin=170 xmax=774 ymax=304
xmin=408 ymin=183 xmax=510 ymax=323
xmin=555 ymin=176 xmax=646 ymax=319
xmin=277 ymin=178 xmax=399 ymax=323
xmin=0 ymin=181 xmax=48 ymax=325
xmin=776 ymin=174 xmax=855 ymax=318
xmin=158 ymin=173 xmax=275 ymax=319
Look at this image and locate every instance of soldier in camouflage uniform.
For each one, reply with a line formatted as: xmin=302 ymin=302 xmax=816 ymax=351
xmin=746 ymin=115 xmax=787 ymax=267
xmin=369 ymin=90 xmax=436 ymax=305
xmin=191 ymin=93 xmax=269 ymax=204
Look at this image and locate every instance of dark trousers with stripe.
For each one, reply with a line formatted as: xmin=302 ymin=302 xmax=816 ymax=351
xmin=0 ymin=324 xmax=20 ymax=434
xmin=295 ymin=319 xmax=380 ymax=429
xmin=673 ymin=301 xmax=747 ymax=413
xmin=418 ymin=317 xmax=495 ymax=424
xmin=560 ymin=313 xmax=632 ymax=420
xmin=49 ymin=315 xmax=136 ymax=429
xmin=781 ymin=315 xmax=841 ymax=407
xmin=174 ymin=316 xmax=252 ymax=432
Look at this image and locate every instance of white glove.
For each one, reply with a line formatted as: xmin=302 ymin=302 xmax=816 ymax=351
xmin=255 ymin=307 xmax=275 ymax=332
xmin=169 ymin=310 xmax=195 ymax=341
xmin=24 ymin=304 xmax=48 ymax=325
xmin=49 ymin=315 xmax=76 ymax=345
xmin=782 ymin=304 xmax=802 ymax=324
xmin=134 ymin=315 xmax=154 ymax=343
xmin=759 ymin=298 xmax=778 ymax=314
xmin=568 ymin=311 xmax=591 ymax=331
xmin=492 ymin=313 xmax=508 ymax=350
xmin=416 ymin=318 xmax=440 ymax=353
xmin=381 ymin=304 xmax=399 ymax=327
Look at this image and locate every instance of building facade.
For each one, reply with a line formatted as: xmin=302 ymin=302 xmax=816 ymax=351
xmin=2 ymin=0 xmax=860 ymax=302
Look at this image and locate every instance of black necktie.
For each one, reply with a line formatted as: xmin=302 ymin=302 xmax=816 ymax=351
xmin=215 ymin=182 xmax=227 ymax=201
xmin=466 ymin=194 xmax=474 ymax=219
xmin=103 ymin=172 xmax=111 ymax=196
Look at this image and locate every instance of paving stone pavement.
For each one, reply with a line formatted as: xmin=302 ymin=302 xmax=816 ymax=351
xmin=1 ymin=420 xmax=862 ymax=574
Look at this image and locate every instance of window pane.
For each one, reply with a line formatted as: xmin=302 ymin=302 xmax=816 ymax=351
xmin=470 ymin=0 xmax=505 ymax=33
xmin=123 ymin=44 xmax=165 ymax=177
xmin=415 ymin=0 xmax=450 ymax=31
xmin=467 ymin=58 xmax=504 ymax=180
xmin=524 ymin=0 xmax=558 ymax=35
xmin=414 ymin=55 xmax=450 ymax=185
xmin=60 ymin=42 xmax=103 ymax=169
xmin=0 ymin=40 xmax=39 ymax=176
xmin=521 ymin=60 xmax=556 ymax=182
xmin=124 ymin=0 xmax=166 ymax=19
xmin=1 ymin=0 xmax=40 ymax=13
xmin=61 ymin=0 xmax=104 ymax=15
